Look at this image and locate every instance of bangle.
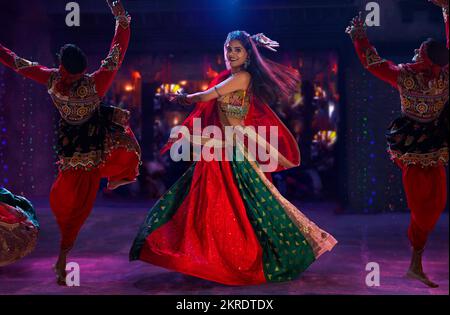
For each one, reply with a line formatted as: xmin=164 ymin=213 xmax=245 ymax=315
xmin=214 ymin=86 xmax=222 ymax=97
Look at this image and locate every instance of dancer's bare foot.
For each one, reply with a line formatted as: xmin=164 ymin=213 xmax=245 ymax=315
xmin=53 ymin=249 xmax=69 ymax=286
xmin=107 ymin=179 xmax=136 ymax=190
xmin=406 ymin=269 xmax=439 ymax=288
xmin=406 ymin=248 xmax=439 ymax=288
xmin=53 ymin=262 xmax=67 ymax=286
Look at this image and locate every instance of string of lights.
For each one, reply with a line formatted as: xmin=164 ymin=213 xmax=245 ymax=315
xmin=347 ymin=68 xmax=405 ymax=213
xmin=0 ymin=66 xmax=8 ymax=187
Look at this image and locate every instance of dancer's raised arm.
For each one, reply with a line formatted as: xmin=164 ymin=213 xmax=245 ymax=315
xmin=92 ymin=0 xmax=131 ymax=97
xmin=0 ymin=43 xmax=53 ymax=85
xmin=346 ymin=12 xmax=401 ymax=89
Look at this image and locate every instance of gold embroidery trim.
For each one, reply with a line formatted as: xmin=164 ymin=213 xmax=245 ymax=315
xmin=365 ymin=47 xmax=387 ymax=68
xmin=101 ymin=44 xmax=121 ymax=71
xmin=398 ymin=67 xmax=449 ymax=122
xmin=13 ymin=55 xmax=38 ymax=70
xmin=388 ymin=147 xmax=449 ymax=168
xmin=48 ymin=73 xmax=101 ymax=124
xmin=218 ymin=90 xmax=251 ymax=120
xmin=58 ymin=130 xmax=142 ymax=171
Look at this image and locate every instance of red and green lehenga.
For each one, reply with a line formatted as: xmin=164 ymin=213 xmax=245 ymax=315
xmin=130 ymin=71 xmax=337 ymax=285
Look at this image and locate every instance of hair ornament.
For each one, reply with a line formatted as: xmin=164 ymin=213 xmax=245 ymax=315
xmin=250 ymin=33 xmax=280 ymax=52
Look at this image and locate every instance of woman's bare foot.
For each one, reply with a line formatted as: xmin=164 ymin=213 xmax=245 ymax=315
xmin=107 ymin=179 xmax=136 ymax=190
xmin=406 ymin=248 xmax=439 ymax=288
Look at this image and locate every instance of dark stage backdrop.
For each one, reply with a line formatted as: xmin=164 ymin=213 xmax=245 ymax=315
xmin=0 ymin=2 xmax=57 ymax=197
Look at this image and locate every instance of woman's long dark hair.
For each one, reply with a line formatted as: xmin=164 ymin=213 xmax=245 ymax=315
xmin=225 ymin=30 xmax=299 ymax=105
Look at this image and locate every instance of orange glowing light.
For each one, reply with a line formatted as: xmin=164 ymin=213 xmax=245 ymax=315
xmin=313 ymin=130 xmax=337 ymax=147
xmin=124 ymin=84 xmax=134 ymax=92
xmin=132 ymin=71 xmax=142 ymax=79
xmin=201 ymin=84 xmax=209 ymax=91
xmin=160 ymin=83 xmax=183 ymax=94
xmin=179 ymin=80 xmax=188 ymax=86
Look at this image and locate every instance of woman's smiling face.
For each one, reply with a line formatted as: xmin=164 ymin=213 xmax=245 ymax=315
xmin=224 ymin=40 xmax=248 ymax=69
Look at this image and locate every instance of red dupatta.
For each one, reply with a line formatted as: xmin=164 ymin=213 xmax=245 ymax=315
xmin=160 ymin=70 xmax=300 ymax=173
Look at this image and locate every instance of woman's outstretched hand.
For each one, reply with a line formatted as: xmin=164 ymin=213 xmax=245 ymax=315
xmin=162 ymin=93 xmax=193 ymax=106
xmin=107 ymin=0 xmax=126 ymax=16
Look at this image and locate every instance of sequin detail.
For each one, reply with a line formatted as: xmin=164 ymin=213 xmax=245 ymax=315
xmin=48 ymin=72 xmax=101 ymax=124
xmin=397 ymin=65 xmax=449 ymax=123
xmin=217 ymin=90 xmax=251 ymax=120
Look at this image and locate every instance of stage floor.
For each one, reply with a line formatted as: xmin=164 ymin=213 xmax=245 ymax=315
xmin=0 ymin=199 xmax=448 ymax=295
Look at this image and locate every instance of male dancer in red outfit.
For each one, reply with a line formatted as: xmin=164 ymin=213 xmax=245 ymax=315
xmin=346 ymin=0 xmax=448 ymax=287
xmin=0 ymin=0 xmax=140 ymax=285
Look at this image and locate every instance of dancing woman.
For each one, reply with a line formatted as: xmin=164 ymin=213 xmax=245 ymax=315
xmin=346 ymin=0 xmax=448 ymax=287
xmin=0 ymin=0 xmax=141 ymax=285
xmin=130 ymin=31 xmax=337 ymax=285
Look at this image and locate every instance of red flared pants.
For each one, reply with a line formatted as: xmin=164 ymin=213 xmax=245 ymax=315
xmin=396 ymin=160 xmax=447 ymax=250
xmin=50 ymin=147 xmax=139 ymax=251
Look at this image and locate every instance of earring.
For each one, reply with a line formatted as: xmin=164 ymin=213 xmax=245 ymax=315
xmin=244 ymin=58 xmax=251 ymax=68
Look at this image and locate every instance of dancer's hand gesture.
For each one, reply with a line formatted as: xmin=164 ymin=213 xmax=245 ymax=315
xmin=107 ymin=0 xmax=126 ymax=16
xmin=345 ymin=12 xmax=367 ymax=40
xmin=345 ymin=12 xmax=365 ymax=34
